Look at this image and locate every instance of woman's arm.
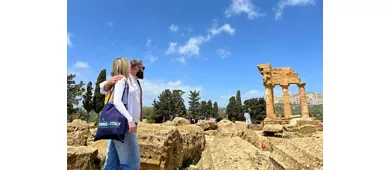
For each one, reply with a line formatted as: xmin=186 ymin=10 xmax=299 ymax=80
xmin=99 ymin=81 xmax=109 ymax=95
xmin=113 ymin=78 xmax=133 ymax=122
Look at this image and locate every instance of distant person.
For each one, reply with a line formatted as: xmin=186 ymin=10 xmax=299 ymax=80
xmin=169 ymin=113 xmax=173 ymax=121
xmin=244 ymin=111 xmax=252 ymax=129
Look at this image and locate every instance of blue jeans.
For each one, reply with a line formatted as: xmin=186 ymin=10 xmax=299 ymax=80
xmin=103 ymin=125 xmax=140 ymax=170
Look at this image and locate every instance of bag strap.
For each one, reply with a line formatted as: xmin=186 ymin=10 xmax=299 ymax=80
xmin=107 ymin=78 xmax=129 ymax=105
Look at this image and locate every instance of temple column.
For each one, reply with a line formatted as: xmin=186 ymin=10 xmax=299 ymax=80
xmin=270 ymin=87 xmax=276 ymax=116
xmin=265 ymin=84 xmax=276 ymax=120
xmin=281 ymin=85 xmax=292 ymax=118
xmin=298 ymin=82 xmax=310 ymax=118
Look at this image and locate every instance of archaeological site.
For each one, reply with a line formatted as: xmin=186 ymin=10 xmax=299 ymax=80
xmin=67 ymin=63 xmax=323 ymax=170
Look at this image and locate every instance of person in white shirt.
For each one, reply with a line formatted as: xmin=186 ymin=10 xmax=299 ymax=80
xmin=244 ymin=110 xmax=252 ymax=129
xmin=101 ymin=58 xmax=144 ymax=169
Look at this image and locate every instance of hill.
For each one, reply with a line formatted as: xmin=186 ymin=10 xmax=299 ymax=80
xmin=274 ymin=92 xmax=323 ymax=105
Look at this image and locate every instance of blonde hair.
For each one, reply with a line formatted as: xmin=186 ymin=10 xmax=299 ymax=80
xmin=110 ymin=57 xmax=130 ymax=78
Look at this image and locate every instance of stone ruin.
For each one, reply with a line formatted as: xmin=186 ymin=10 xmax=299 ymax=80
xmin=257 ymin=63 xmax=310 ymax=121
xmin=67 ymin=117 xmax=323 ymax=170
xmin=66 ymin=64 xmax=323 ymax=170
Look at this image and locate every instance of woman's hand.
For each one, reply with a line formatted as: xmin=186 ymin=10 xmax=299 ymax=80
xmin=109 ymin=75 xmax=124 ymax=86
xmin=128 ymin=121 xmax=137 ymax=134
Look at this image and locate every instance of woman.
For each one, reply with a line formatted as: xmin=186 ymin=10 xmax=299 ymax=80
xmin=104 ymin=57 xmax=140 ymax=170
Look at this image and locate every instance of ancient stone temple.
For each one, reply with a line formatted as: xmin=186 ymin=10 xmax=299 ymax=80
xmin=257 ymin=63 xmax=310 ymax=120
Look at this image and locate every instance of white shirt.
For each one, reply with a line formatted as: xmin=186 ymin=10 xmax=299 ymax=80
xmin=99 ymin=75 xmax=141 ymax=123
xmin=244 ymin=112 xmax=252 ymax=124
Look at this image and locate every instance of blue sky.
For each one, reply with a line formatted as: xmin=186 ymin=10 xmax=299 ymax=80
xmin=67 ymin=0 xmax=323 ymax=107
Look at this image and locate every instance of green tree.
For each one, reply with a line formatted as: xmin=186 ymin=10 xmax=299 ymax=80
xmin=93 ymin=69 xmax=106 ymax=113
xmin=171 ymin=90 xmax=187 ymax=117
xmin=213 ymin=101 xmax=219 ymax=118
xmin=93 ymin=69 xmax=106 ymax=124
xmin=200 ymin=101 xmax=207 ymax=118
xmin=142 ymin=107 xmax=156 ymax=123
xmin=226 ymin=96 xmax=237 ymax=121
xmin=153 ymin=89 xmax=172 ymax=123
xmin=243 ymin=97 xmax=266 ymax=122
xmin=82 ymin=81 xmax=94 ymax=122
xmin=206 ymin=100 xmax=213 ymax=117
xmin=188 ymin=90 xmax=201 ymax=118
xmin=67 ymin=74 xmax=85 ymax=122
xmin=152 ymin=89 xmax=186 ymax=123
xmin=236 ymin=90 xmax=243 ymax=118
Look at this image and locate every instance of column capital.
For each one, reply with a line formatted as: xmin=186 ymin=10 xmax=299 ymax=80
xmin=280 ymin=84 xmax=290 ymax=89
xmin=265 ymin=82 xmax=274 ymax=88
xmin=298 ymin=82 xmax=306 ymax=87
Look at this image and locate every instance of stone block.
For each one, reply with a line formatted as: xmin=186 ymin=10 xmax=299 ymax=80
xmin=67 ymin=119 xmax=90 ymax=146
xmin=67 ymin=146 xmax=98 ymax=170
xmin=137 ymin=124 xmax=184 ymax=170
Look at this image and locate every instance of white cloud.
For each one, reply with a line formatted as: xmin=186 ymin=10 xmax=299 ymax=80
xmin=178 ymin=36 xmax=210 ymax=56
xmin=138 ymin=79 xmax=203 ymax=107
xmin=176 ymin=57 xmax=187 ymax=64
xmin=274 ymin=0 xmax=316 ymax=20
xmin=165 ymin=23 xmax=235 ymax=64
xmin=67 ymin=33 xmax=73 ymax=47
xmin=108 ymin=22 xmax=113 ymax=27
xmin=225 ymin=0 xmax=265 ymax=20
xmin=165 ymin=42 xmax=178 ymax=55
xmin=169 ymin=24 xmax=179 ymax=32
xmin=146 ymin=39 xmax=151 ymax=47
xmin=145 ymin=53 xmax=158 ymax=63
xmin=74 ymin=61 xmax=89 ymax=69
xmin=209 ymin=24 xmax=235 ymax=36
xmin=216 ymin=48 xmax=232 ymax=59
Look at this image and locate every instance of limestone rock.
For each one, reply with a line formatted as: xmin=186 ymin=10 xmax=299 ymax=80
xmin=196 ymin=138 xmax=214 ymax=170
xmin=296 ymin=119 xmax=320 ymax=126
xmin=316 ymin=122 xmax=323 ymax=131
xmin=67 ymin=145 xmax=98 ymax=170
xmin=216 ymin=119 xmax=234 ymax=128
xmin=88 ymin=140 xmax=108 ymax=167
xmin=263 ymin=124 xmax=283 ymax=133
xmin=67 ymin=119 xmax=90 ymax=146
xmin=204 ymin=130 xmax=218 ymax=136
xmin=298 ymin=124 xmax=317 ymax=134
xmin=269 ymin=136 xmax=323 ymax=170
xmin=216 ymin=121 xmax=269 ymax=151
xmin=162 ymin=120 xmax=172 ymax=126
xmin=198 ymin=136 xmax=274 ymax=170
xmin=234 ymin=121 xmax=248 ymax=129
xmin=88 ymin=122 xmax=95 ymax=128
xmin=249 ymin=123 xmax=264 ymax=131
xmin=89 ymin=128 xmax=97 ymax=137
xmin=137 ymin=123 xmax=183 ymax=170
xmin=283 ymin=124 xmax=298 ymax=132
xmin=72 ymin=119 xmax=88 ymax=126
xmin=171 ymin=117 xmax=190 ymax=126
xmin=196 ymin=120 xmax=217 ymax=131
xmin=176 ymin=125 xmax=206 ymax=162
xmin=216 ymin=121 xmax=244 ymax=138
